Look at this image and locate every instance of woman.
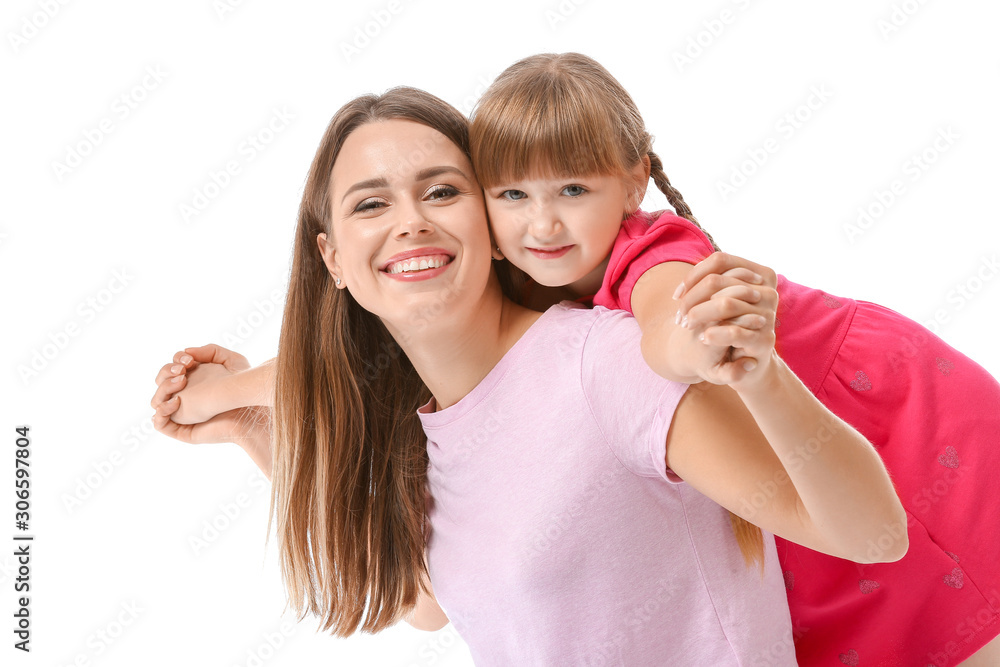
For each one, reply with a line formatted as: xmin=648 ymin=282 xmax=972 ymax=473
xmin=150 ymin=87 xmax=906 ymax=665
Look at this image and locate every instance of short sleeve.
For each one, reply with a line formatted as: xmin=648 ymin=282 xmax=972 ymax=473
xmin=580 ymin=307 xmax=689 ymax=483
xmin=593 ymin=210 xmax=716 ymax=314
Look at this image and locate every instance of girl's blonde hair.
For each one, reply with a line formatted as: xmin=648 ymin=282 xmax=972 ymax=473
xmin=470 ymin=52 xmax=719 ymax=251
xmin=271 ymin=87 xmax=523 ymax=636
xmin=472 ymin=53 xmax=764 ymax=569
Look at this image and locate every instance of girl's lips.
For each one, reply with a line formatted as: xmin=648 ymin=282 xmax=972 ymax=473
xmin=526 ymin=245 xmax=573 ymax=259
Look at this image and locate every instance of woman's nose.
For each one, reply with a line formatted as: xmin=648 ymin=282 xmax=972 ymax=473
xmin=394 ymin=202 xmax=433 ymax=238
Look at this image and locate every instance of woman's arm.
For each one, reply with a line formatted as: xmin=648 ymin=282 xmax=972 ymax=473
xmin=668 ymin=369 xmax=907 ymax=563
xmin=405 ymin=561 xmax=450 ymax=631
xmin=165 ymin=345 xmax=276 ymax=425
xmin=152 ymin=347 xmax=448 ymax=628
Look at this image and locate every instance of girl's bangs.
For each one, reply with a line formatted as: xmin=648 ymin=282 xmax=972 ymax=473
xmin=472 ymin=83 xmax=625 ymax=188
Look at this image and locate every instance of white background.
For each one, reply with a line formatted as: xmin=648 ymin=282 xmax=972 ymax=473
xmin=2 ymin=0 xmax=998 ymax=665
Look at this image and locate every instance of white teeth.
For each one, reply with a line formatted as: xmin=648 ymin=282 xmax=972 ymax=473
xmin=386 ymin=255 xmax=450 ymax=274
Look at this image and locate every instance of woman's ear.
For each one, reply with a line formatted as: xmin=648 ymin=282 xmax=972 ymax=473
xmin=625 ymin=155 xmax=652 ymax=213
xmin=317 ymin=232 xmax=346 ymax=288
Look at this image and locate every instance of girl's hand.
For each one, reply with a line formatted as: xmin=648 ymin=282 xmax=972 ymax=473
xmin=151 ymin=356 xmax=270 ymax=448
xmin=160 ymin=345 xmax=251 ymax=424
xmin=673 ymin=252 xmax=779 ymax=388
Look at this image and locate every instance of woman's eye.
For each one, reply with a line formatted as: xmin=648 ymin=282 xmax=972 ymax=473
xmin=354 ymin=198 xmax=386 ymax=212
xmin=562 ymin=185 xmax=586 ymax=197
xmin=500 ymin=189 xmax=527 ymax=201
xmin=427 ymin=185 xmax=458 ymax=201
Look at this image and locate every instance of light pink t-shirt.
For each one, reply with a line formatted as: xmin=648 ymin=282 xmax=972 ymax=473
xmin=419 ymin=303 xmax=796 ymax=666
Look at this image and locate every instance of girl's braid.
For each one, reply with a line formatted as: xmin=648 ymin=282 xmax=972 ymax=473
xmin=647 ymin=150 xmax=720 ymax=252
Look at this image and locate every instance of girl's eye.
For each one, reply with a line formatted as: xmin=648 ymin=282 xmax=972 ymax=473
xmin=427 ymin=185 xmax=459 ymax=201
xmin=562 ymin=185 xmax=586 ymax=197
xmin=500 ymin=189 xmax=527 ymax=201
xmin=354 ymin=197 xmax=387 ymax=213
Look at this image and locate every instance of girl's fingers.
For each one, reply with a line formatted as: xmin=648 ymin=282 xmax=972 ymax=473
xmin=681 ymin=289 xmax=769 ymax=330
xmin=720 ymin=267 xmax=764 ymax=284
xmin=149 ymin=373 xmax=185 ymax=409
xmin=676 ymin=274 xmax=756 ymax=322
xmin=183 ymin=344 xmax=251 ymax=372
xmin=700 ymin=323 xmax=775 ymax=354
xmin=155 ymin=355 xmax=195 ymax=386
xmin=154 ymin=362 xmax=178 ymax=386
xmin=676 ymin=252 xmax=776 ymax=299
xmin=726 ymin=313 xmax=769 ymax=330
xmin=172 ymin=350 xmax=195 ymax=366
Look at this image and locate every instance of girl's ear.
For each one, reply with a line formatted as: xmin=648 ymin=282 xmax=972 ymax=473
xmin=487 ymin=224 xmax=505 ymax=260
xmin=625 ymin=155 xmax=652 ymax=214
xmin=317 ymin=232 xmax=347 ymax=288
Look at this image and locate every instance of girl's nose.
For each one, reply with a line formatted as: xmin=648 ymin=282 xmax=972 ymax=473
xmin=527 ymin=213 xmax=560 ymax=241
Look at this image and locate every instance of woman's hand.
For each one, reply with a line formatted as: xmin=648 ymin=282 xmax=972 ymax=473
xmin=161 ymin=344 xmax=252 ymax=424
xmin=672 ymin=252 xmax=779 ymax=389
xmin=151 ymin=349 xmax=258 ymax=443
xmin=152 ymin=352 xmax=274 ymax=476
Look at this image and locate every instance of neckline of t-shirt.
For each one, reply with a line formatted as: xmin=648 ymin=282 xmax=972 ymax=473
xmin=418 ymin=301 xmax=584 ymax=428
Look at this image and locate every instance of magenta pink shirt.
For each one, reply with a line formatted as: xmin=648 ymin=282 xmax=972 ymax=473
xmin=419 ymin=303 xmax=796 ymax=666
xmin=592 ymin=210 xmax=858 ymax=394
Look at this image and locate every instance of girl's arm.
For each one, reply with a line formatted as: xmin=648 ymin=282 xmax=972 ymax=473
xmin=630 ymin=256 xmax=772 ymax=385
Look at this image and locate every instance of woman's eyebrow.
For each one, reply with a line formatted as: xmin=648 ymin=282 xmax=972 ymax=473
xmin=341 ymin=177 xmax=389 ymax=203
xmin=414 ymin=166 xmax=469 ymax=181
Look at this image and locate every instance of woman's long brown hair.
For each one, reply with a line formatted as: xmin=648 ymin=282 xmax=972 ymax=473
xmin=470 ymin=53 xmax=764 ymax=569
xmin=270 ymin=87 xmax=523 ymax=635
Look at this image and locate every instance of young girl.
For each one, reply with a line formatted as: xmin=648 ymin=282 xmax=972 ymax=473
xmin=150 ymin=87 xmax=905 ymax=665
xmin=468 ymin=52 xmax=1000 ymax=666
